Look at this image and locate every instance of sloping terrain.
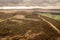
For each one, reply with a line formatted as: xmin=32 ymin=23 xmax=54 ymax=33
xmin=0 ymin=12 xmax=60 ymax=40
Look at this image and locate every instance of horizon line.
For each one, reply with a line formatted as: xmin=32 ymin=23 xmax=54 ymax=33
xmin=0 ymin=6 xmax=60 ymax=9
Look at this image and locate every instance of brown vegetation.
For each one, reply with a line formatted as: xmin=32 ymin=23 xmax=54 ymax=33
xmin=0 ymin=11 xmax=60 ymax=40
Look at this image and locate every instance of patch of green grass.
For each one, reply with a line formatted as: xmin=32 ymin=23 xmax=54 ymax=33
xmin=40 ymin=13 xmax=60 ymax=21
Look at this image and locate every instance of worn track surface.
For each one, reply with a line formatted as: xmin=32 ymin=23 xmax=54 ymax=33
xmin=0 ymin=13 xmax=60 ymax=40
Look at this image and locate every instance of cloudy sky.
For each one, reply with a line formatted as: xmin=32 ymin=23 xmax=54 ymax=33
xmin=0 ymin=0 xmax=60 ymax=6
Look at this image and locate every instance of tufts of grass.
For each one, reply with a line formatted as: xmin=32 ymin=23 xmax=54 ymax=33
xmin=40 ymin=13 xmax=60 ymax=21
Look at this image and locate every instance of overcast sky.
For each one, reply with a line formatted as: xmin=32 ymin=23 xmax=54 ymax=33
xmin=0 ymin=0 xmax=60 ymax=6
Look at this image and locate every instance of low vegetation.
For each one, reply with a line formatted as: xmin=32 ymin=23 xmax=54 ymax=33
xmin=40 ymin=13 xmax=60 ymax=21
xmin=0 ymin=11 xmax=59 ymax=40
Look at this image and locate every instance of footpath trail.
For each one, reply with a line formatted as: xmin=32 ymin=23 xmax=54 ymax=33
xmin=38 ymin=14 xmax=60 ymax=39
xmin=0 ymin=14 xmax=60 ymax=40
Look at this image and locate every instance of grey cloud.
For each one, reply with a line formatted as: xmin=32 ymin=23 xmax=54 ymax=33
xmin=0 ymin=0 xmax=60 ymax=6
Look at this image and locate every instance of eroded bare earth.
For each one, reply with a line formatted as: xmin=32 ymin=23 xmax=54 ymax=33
xmin=0 ymin=11 xmax=60 ymax=40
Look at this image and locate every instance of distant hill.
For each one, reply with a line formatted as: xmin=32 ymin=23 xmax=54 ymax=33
xmin=0 ymin=9 xmax=60 ymax=14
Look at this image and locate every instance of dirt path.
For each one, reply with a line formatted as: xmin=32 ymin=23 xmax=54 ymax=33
xmin=38 ymin=15 xmax=60 ymax=34
xmin=0 ymin=14 xmax=60 ymax=40
xmin=38 ymin=14 xmax=60 ymax=40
